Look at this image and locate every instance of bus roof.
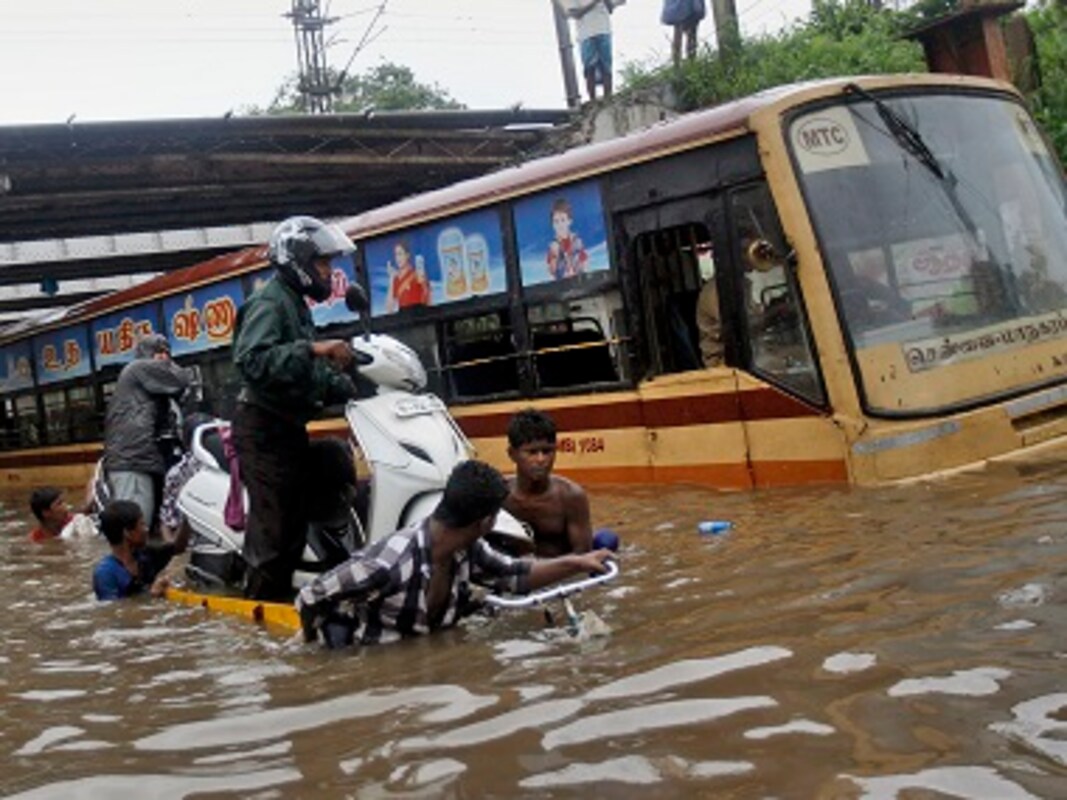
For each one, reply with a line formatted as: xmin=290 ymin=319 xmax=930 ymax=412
xmin=1 ymin=73 xmax=1011 ymax=345
xmin=336 ymin=73 xmax=1011 ymax=239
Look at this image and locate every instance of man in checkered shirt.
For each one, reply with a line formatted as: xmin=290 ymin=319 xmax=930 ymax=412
xmin=296 ymin=460 xmax=613 ymax=648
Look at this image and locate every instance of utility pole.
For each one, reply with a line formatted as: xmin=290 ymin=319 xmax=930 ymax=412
xmin=286 ymin=0 xmax=337 ymax=113
xmin=551 ymin=1 xmax=581 ymax=109
xmin=710 ymin=0 xmax=741 ymax=58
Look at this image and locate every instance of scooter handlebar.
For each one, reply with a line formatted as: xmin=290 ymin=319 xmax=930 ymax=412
xmin=484 ymin=559 xmax=619 ymax=609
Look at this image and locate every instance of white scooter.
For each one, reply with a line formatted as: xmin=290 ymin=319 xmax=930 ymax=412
xmin=178 ymin=285 xmax=532 ymax=593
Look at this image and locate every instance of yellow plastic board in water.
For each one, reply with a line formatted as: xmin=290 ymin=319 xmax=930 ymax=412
xmin=166 ymin=586 xmax=300 ymax=633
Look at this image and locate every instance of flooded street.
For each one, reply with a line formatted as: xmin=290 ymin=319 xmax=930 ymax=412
xmin=3 ymin=455 xmax=1067 ymax=799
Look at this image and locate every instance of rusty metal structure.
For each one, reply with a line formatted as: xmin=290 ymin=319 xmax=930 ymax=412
xmin=0 ymin=109 xmax=570 ymax=324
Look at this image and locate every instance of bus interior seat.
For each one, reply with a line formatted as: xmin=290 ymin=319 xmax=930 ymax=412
xmin=533 ymin=316 xmax=618 ymax=388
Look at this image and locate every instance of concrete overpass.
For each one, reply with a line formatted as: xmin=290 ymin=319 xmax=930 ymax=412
xmin=0 ymin=109 xmax=571 ymax=327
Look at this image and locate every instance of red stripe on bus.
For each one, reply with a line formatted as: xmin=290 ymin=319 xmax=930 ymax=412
xmin=456 ymin=388 xmax=822 ymax=438
xmin=554 ymin=459 xmax=847 ymax=488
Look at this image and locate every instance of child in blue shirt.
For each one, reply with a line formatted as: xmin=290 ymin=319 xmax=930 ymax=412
xmin=92 ymin=499 xmax=187 ymax=600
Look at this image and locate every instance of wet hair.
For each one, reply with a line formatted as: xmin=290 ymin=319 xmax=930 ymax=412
xmin=433 ymin=460 xmax=508 ymax=528
xmin=99 ymin=500 xmax=143 ymax=546
xmin=135 ymin=333 xmax=170 ymax=359
xmin=29 ymin=486 xmax=62 ymax=522
xmin=506 ymin=408 xmax=557 ymax=448
xmin=550 ymin=198 xmax=572 ymax=220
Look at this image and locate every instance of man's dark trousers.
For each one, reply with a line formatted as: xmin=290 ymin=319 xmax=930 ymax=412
xmin=233 ymin=401 xmax=309 ymax=601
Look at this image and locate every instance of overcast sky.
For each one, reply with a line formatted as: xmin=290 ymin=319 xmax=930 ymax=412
xmin=0 ymin=0 xmax=813 ymax=125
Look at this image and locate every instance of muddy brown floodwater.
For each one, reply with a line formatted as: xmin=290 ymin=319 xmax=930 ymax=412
xmin=2 ymin=452 xmax=1067 ymax=798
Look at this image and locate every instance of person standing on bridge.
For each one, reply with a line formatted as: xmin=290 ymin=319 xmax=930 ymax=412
xmin=558 ymin=0 xmax=619 ymax=103
xmin=662 ymin=0 xmax=706 ymax=68
xmin=231 ymin=216 xmax=360 ymax=601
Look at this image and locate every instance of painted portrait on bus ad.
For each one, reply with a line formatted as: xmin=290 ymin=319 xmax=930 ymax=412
xmin=34 ymin=325 xmax=92 ymax=385
xmin=245 ymin=254 xmax=361 ymax=328
xmin=364 ymin=208 xmax=506 ymax=317
xmin=163 ymin=278 xmax=243 ymax=357
xmin=514 ymin=180 xmax=610 ymax=287
xmin=90 ymin=304 xmax=161 ymax=368
xmin=0 ymin=340 xmax=34 ymax=394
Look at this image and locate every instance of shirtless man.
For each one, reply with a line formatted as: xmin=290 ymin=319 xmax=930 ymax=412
xmin=503 ymin=408 xmax=592 ymax=558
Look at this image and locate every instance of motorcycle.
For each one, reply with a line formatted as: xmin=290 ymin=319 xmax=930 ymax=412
xmin=177 ymin=285 xmax=533 ymax=593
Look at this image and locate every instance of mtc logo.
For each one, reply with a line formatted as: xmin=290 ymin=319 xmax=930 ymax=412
xmin=796 ymin=118 xmax=850 ymax=155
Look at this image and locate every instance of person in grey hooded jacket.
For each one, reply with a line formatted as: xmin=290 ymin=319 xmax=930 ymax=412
xmin=102 ymin=334 xmax=193 ymax=530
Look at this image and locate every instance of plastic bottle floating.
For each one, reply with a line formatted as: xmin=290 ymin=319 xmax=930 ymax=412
xmin=698 ymin=520 xmax=732 ymax=536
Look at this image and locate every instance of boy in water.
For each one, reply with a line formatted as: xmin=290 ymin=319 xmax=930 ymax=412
xmin=92 ymin=499 xmax=189 ymax=601
xmin=503 ymin=408 xmax=592 ymax=557
xmin=546 ymin=198 xmax=588 ymax=281
xmin=27 ymin=486 xmax=72 ymax=542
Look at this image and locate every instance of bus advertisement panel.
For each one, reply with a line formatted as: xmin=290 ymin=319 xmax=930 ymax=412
xmin=34 ymin=325 xmax=92 ymax=385
xmin=364 ymin=208 xmax=506 ymax=317
xmin=0 ymin=340 xmax=34 ymax=394
xmin=310 ymin=253 xmax=360 ymax=327
xmin=163 ymin=278 xmax=243 ymax=356
xmin=90 ymin=305 xmax=161 ymax=368
xmin=244 ymin=254 xmax=360 ymax=328
xmin=514 ymin=179 xmax=611 ymax=287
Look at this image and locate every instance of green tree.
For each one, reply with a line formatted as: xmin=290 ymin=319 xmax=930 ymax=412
xmin=1026 ymin=0 xmax=1067 ymax=164
xmin=260 ymin=62 xmax=464 ymax=115
xmin=623 ymin=0 xmax=924 ymax=111
xmin=622 ymin=0 xmax=1064 ymax=165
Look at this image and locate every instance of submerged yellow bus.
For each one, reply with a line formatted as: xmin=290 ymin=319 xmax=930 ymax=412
xmin=2 ymin=74 xmax=1065 ymax=490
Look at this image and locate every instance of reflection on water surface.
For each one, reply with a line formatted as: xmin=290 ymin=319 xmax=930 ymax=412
xmin=3 ymin=454 xmax=1067 ymax=798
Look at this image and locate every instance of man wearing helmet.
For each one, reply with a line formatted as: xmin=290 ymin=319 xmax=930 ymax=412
xmin=232 ymin=216 xmax=360 ymax=600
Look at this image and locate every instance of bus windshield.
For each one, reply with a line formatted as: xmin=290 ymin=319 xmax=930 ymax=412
xmin=790 ymin=90 xmax=1067 ymax=415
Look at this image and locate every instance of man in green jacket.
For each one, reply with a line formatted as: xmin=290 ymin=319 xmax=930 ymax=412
xmin=232 ymin=216 xmax=359 ymax=600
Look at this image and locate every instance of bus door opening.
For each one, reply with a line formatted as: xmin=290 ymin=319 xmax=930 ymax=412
xmin=627 ymin=218 xmax=717 ymax=377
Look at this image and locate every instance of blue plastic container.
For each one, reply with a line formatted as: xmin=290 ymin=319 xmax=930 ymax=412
xmin=592 ymin=528 xmax=620 ymax=552
xmin=698 ymin=520 xmax=732 ymax=536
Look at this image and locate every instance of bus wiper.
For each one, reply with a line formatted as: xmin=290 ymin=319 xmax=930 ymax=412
xmin=844 ymin=83 xmax=944 ymax=180
xmin=844 ymin=82 xmax=984 ymax=243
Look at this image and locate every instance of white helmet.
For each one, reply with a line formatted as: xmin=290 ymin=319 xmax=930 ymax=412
xmin=269 ymin=215 xmax=355 ymax=302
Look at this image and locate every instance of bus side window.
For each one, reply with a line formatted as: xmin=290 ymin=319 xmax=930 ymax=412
xmin=528 ymin=294 xmax=623 ymax=390
xmin=0 ymin=398 xmax=16 ymax=450
xmin=14 ymin=394 xmax=41 ymax=448
xmin=730 ymin=186 xmax=825 ymax=405
xmin=42 ymin=389 xmax=69 ymax=446
xmin=441 ymin=311 xmax=520 ymax=399
xmin=68 ymin=385 xmax=98 ymax=443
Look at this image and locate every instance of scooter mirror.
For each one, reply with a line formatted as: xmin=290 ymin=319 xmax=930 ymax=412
xmin=344 ymin=284 xmax=370 ymax=314
xmin=344 ymin=284 xmax=372 ymax=339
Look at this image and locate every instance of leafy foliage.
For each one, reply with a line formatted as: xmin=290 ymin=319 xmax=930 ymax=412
xmin=1026 ymin=0 xmax=1067 ymax=164
xmin=259 ymin=62 xmax=463 ymax=115
xmin=622 ymin=0 xmax=925 ymax=110
xmin=621 ymin=0 xmax=1064 ymax=165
